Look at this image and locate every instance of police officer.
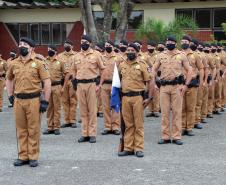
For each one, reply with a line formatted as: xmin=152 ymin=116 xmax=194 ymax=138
xmin=58 ymin=39 xmax=77 ymax=128
xmin=0 ymin=54 xmax=7 ymax=112
xmin=119 ymin=40 xmax=128 ymax=61
xmin=118 ymin=43 xmax=153 ymax=158
xmin=157 ymin=42 xmax=165 ymax=52
xmin=100 ymin=40 xmax=123 ymax=135
xmin=6 ymin=37 xmax=51 ymax=167
xmin=43 ymin=45 xmax=70 ymax=135
xmin=153 ymin=36 xmax=192 ymax=145
xmin=71 ymin=35 xmax=105 ymax=143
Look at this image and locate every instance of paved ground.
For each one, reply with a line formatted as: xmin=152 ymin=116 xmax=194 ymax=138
xmin=1 ymin=91 xmax=226 ymax=185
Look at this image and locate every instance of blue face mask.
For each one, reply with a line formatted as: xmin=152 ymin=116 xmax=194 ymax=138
xmin=166 ymin=44 xmax=176 ymax=51
xmin=181 ymin=43 xmax=189 ymax=50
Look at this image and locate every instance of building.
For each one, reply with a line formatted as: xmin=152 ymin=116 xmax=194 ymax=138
xmin=0 ymin=0 xmax=226 ymax=59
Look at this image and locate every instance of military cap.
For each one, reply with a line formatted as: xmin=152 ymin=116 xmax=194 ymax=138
xmin=182 ymin=35 xmax=191 ymax=42
xmin=81 ymin=35 xmax=92 ymax=43
xmin=191 ymin=38 xmax=199 ymax=46
xmin=147 ymin=41 xmax=157 ymax=47
xmin=167 ymin=35 xmax=177 ymax=42
xmin=133 ymin=40 xmax=142 ymax=45
xmin=120 ymin=40 xmax=128 ymax=46
xmin=106 ymin=40 xmax=115 ymax=47
xmin=128 ymin=43 xmax=139 ymax=52
xmin=20 ymin=37 xmax=35 ymax=47
xmin=48 ymin=45 xmax=57 ymax=51
xmin=64 ymin=39 xmax=74 ymax=45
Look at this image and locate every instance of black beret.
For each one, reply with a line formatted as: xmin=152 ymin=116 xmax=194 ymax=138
xmin=64 ymin=39 xmax=74 ymax=45
xmin=167 ymin=35 xmax=177 ymax=42
xmin=48 ymin=45 xmax=57 ymax=51
xmin=115 ymin=44 xmax=120 ymax=49
xmin=147 ymin=41 xmax=157 ymax=47
xmin=198 ymin=42 xmax=204 ymax=46
xmin=191 ymin=38 xmax=199 ymax=46
xmin=81 ymin=35 xmax=92 ymax=43
xmin=120 ymin=40 xmax=128 ymax=46
xmin=158 ymin=41 xmax=165 ymax=46
xmin=20 ymin=37 xmax=35 ymax=47
xmin=211 ymin=43 xmax=217 ymax=47
xmin=133 ymin=40 xmax=142 ymax=45
xmin=96 ymin=42 xmax=105 ymax=51
xmin=204 ymin=43 xmax=210 ymax=47
xmin=106 ymin=40 xmax=115 ymax=47
xmin=217 ymin=43 xmax=223 ymax=47
xmin=182 ymin=35 xmax=191 ymax=42
xmin=10 ymin=49 xmax=17 ymax=54
xmin=224 ymin=47 xmax=226 ymax=51
xmin=128 ymin=43 xmax=139 ymax=52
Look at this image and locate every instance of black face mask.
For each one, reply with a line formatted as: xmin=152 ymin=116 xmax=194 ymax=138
xmin=105 ymin=46 xmax=112 ymax=53
xmin=148 ymin=49 xmax=155 ymax=53
xmin=10 ymin=53 xmax=16 ymax=58
xmin=166 ymin=44 xmax=176 ymax=51
xmin=217 ymin=49 xmax=221 ymax=53
xmin=204 ymin=50 xmax=209 ymax=53
xmin=19 ymin=47 xmax=29 ymax=57
xmin=127 ymin=53 xmax=136 ymax=61
xmin=48 ymin=50 xmax=55 ymax=57
xmin=211 ymin=49 xmax=216 ymax=53
xmin=190 ymin=44 xmax=197 ymax=51
xmin=197 ymin=47 xmax=203 ymax=52
xmin=158 ymin=47 xmax=164 ymax=52
xmin=114 ymin=49 xmax=119 ymax=53
xmin=119 ymin=46 xmax=127 ymax=52
xmin=81 ymin=43 xmax=90 ymax=51
xmin=64 ymin=46 xmax=71 ymax=52
xmin=181 ymin=43 xmax=189 ymax=50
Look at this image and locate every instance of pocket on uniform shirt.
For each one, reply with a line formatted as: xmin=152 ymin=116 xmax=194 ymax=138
xmin=30 ymin=68 xmax=38 ymax=77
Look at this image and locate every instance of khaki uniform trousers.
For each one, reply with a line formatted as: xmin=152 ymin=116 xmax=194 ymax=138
xmin=0 ymin=79 xmax=4 ymax=109
xmin=47 ymin=85 xmax=61 ymax=131
xmin=148 ymin=89 xmax=160 ymax=113
xmin=14 ymin=97 xmax=41 ymax=160
xmin=101 ymin=84 xmax=120 ymax=131
xmin=221 ymin=76 xmax=226 ymax=107
xmin=77 ymin=83 xmax=97 ymax=137
xmin=201 ymin=86 xmax=209 ymax=120
xmin=160 ymin=85 xmax=183 ymax=140
xmin=62 ymin=81 xmax=77 ymax=124
xmin=195 ymin=86 xmax=203 ymax=124
xmin=122 ymin=95 xmax=144 ymax=152
xmin=208 ymin=84 xmax=215 ymax=115
xmin=182 ymin=87 xmax=198 ymax=130
xmin=214 ymin=79 xmax=222 ymax=111
xmin=97 ymin=90 xmax=103 ymax=113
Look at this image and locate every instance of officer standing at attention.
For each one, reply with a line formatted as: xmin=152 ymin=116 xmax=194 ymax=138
xmin=43 ymin=45 xmax=70 ymax=135
xmin=6 ymin=37 xmax=51 ymax=167
xmin=0 ymin=54 xmax=7 ymax=112
xmin=118 ymin=43 xmax=153 ymax=158
xmin=152 ymin=36 xmax=192 ymax=145
xmin=119 ymin=40 xmax=128 ymax=61
xmin=71 ymin=35 xmax=105 ymax=143
xmin=58 ymin=39 xmax=77 ymax=128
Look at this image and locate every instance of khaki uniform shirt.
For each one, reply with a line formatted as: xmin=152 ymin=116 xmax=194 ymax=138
xmin=0 ymin=57 xmax=7 ymax=80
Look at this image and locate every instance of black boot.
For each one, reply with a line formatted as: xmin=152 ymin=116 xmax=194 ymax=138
xmin=13 ymin=159 xmax=29 ymax=166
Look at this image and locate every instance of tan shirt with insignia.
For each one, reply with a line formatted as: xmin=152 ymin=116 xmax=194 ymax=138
xmin=71 ymin=49 xmax=105 ymax=80
xmin=146 ymin=51 xmax=158 ymax=67
xmin=58 ymin=50 xmax=76 ymax=72
xmin=206 ymin=53 xmax=216 ymax=74
xmin=119 ymin=59 xmax=151 ymax=93
xmin=46 ymin=56 xmax=69 ymax=82
xmin=0 ymin=57 xmax=7 ymax=80
xmin=7 ymin=56 xmax=50 ymax=94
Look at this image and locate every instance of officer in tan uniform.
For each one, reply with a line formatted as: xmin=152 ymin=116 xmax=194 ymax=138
xmin=6 ymin=37 xmax=51 ymax=167
xmin=43 ymin=45 xmax=70 ymax=135
xmin=180 ymin=36 xmax=204 ymax=136
xmin=0 ymin=54 xmax=7 ymax=112
xmin=157 ymin=42 xmax=165 ymax=52
xmin=100 ymin=40 xmax=123 ymax=135
xmin=152 ymin=36 xmax=192 ymax=145
xmin=119 ymin=40 xmax=128 ymax=61
xmin=58 ymin=40 xmax=77 ymax=128
xmin=71 ymin=35 xmax=105 ymax=143
xmin=7 ymin=49 xmax=17 ymax=63
xmin=118 ymin=43 xmax=153 ymax=158
xmin=145 ymin=41 xmax=160 ymax=117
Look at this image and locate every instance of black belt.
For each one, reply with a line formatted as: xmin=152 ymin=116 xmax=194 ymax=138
xmin=122 ymin=91 xmax=144 ymax=97
xmin=15 ymin=92 xmax=40 ymax=99
xmin=51 ymin=81 xmax=61 ymax=86
xmin=103 ymin=80 xmax=112 ymax=84
xmin=0 ymin=74 xmax=6 ymax=78
xmin=77 ymin=78 xmax=97 ymax=84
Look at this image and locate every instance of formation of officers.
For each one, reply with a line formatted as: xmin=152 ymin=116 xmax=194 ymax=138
xmin=1 ymin=33 xmax=226 ymax=167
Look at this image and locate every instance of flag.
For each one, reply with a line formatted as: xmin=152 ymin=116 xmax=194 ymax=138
xmin=110 ymin=63 xmax=121 ymax=113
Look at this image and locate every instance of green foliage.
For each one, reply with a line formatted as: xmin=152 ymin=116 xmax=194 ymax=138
xmin=136 ymin=15 xmax=198 ymax=42
xmin=222 ymin=23 xmax=226 ymax=36
xmin=6 ymin=0 xmax=77 ymax=3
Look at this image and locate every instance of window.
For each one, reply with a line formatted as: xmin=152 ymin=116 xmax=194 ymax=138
xmin=30 ymin=23 xmax=39 ymax=44
xmin=176 ymin=9 xmax=193 ymax=19
xmin=6 ymin=23 xmax=19 ymax=43
xmin=195 ymin=9 xmax=211 ymax=29
xmin=52 ymin=23 xmax=61 ymax=45
xmin=19 ymin=24 xmax=28 ymax=38
xmin=62 ymin=23 xmax=74 ymax=42
xmin=41 ymin=24 xmax=50 ymax=45
xmin=214 ymin=8 xmax=226 ymax=28
xmin=128 ymin=11 xmax=143 ymax=30
xmin=214 ymin=31 xmax=226 ymax=41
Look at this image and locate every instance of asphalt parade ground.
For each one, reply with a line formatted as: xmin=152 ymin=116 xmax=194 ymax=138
xmin=0 ymin=92 xmax=226 ymax=185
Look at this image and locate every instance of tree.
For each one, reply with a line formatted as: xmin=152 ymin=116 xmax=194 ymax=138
xmin=222 ymin=23 xmax=226 ymax=36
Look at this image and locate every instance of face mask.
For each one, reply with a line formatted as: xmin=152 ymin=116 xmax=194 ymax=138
xmin=10 ymin=53 xmax=16 ymax=58
xmin=127 ymin=53 xmax=136 ymax=61
xmin=217 ymin=49 xmax=221 ymax=53
xmin=204 ymin=50 xmax=209 ymax=53
xmin=211 ymin=49 xmax=216 ymax=53
xmin=148 ymin=49 xmax=155 ymax=53
xmin=81 ymin=43 xmax=90 ymax=51
xmin=64 ymin=46 xmax=71 ymax=52
xmin=197 ymin=47 xmax=203 ymax=52
xmin=48 ymin=50 xmax=55 ymax=57
xmin=181 ymin=43 xmax=189 ymax=50
xmin=19 ymin=47 xmax=29 ymax=57
xmin=158 ymin=47 xmax=164 ymax=52
xmin=114 ymin=49 xmax=119 ymax=53
xmin=120 ymin=47 xmax=127 ymax=52
xmin=166 ymin=44 xmax=175 ymax=51
xmin=190 ymin=44 xmax=197 ymax=51
xmin=105 ymin=46 xmax=112 ymax=53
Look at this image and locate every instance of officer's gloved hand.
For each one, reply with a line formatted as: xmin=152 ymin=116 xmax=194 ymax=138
xmin=8 ymin=95 xmax=14 ymax=105
xmin=40 ymin=100 xmax=49 ymax=113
